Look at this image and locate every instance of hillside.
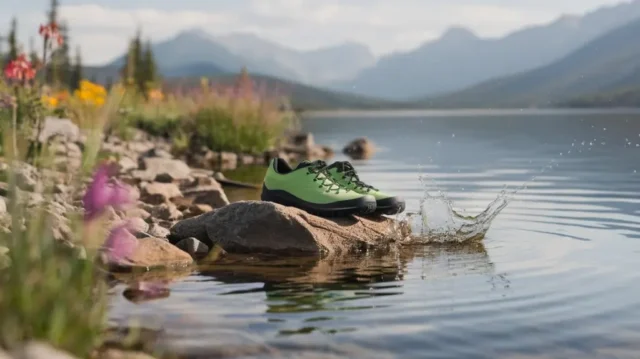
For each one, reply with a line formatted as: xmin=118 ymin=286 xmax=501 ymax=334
xmin=420 ymin=17 xmax=640 ymax=108
xmin=162 ymin=74 xmax=406 ymax=111
xmin=334 ymin=0 xmax=640 ymax=100
xmin=106 ymin=29 xmax=375 ymax=86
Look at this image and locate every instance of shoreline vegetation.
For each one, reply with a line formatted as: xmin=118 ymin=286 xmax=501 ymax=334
xmin=0 ymin=8 xmax=385 ymax=359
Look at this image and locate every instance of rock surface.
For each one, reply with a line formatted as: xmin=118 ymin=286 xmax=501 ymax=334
xmin=343 ymin=137 xmax=376 ymax=160
xmin=111 ymin=237 xmax=193 ymax=270
xmin=204 ymin=201 xmax=399 ymax=255
xmin=12 ymin=342 xmax=78 ymax=359
xmin=175 ymin=237 xmax=210 ymax=259
xmin=169 ymin=210 xmax=218 ymax=244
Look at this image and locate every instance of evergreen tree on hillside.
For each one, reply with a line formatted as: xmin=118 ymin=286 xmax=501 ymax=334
xmin=28 ymin=36 xmax=39 ymax=65
xmin=140 ymin=40 xmax=157 ymax=94
xmin=70 ymin=46 xmax=82 ymax=91
xmin=50 ymin=21 xmax=71 ymax=88
xmin=45 ymin=0 xmax=60 ymax=85
xmin=8 ymin=18 xmax=18 ymax=61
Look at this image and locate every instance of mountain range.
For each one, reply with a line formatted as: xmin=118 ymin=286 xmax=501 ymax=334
xmin=93 ymin=0 xmax=640 ymax=109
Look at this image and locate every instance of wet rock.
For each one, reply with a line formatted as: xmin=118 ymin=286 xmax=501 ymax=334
xmin=168 ymin=210 xmax=218 ymax=244
xmin=148 ymin=223 xmax=170 ymax=239
xmin=206 ymin=201 xmax=398 ymax=255
xmin=117 ymin=237 xmax=193 ymax=270
xmin=291 ymin=132 xmax=315 ymax=148
xmin=140 ymin=182 xmax=182 ymax=205
xmin=150 ymin=203 xmax=183 ymax=221
xmin=343 ymin=137 xmax=376 ymax=160
xmin=37 ymin=117 xmax=80 ymax=143
xmin=140 ymin=158 xmax=191 ymax=181
xmin=12 ymin=341 xmax=78 ymax=359
xmin=175 ymin=237 xmax=210 ymax=259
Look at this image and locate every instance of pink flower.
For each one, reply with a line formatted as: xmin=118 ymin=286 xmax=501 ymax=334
xmin=3 ymin=54 xmax=36 ymax=82
xmin=83 ymin=163 xmax=132 ymax=221
xmin=39 ymin=22 xmax=63 ymax=46
xmin=102 ymin=222 xmax=138 ymax=265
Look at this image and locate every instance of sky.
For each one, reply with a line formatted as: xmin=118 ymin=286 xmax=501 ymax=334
xmin=0 ymin=0 xmax=627 ymax=65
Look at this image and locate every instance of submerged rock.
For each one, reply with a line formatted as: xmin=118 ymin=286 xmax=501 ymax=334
xmin=204 ymin=201 xmax=399 ymax=255
xmin=343 ymin=137 xmax=376 ymax=160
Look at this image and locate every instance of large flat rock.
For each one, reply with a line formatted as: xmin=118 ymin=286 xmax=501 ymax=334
xmin=204 ymin=201 xmax=401 ymax=255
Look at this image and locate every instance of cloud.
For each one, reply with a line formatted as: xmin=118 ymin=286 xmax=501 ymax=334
xmin=8 ymin=0 xmax=617 ymax=65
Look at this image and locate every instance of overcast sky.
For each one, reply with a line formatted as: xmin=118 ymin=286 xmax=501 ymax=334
xmin=0 ymin=0 xmax=627 ymax=65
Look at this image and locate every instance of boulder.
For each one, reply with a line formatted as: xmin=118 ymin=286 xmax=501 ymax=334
xmin=148 ymin=223 xmax=170 ymax=239
xmin=139 ymin=158 xmax=191 ymax=181
xmin=343 ymin=137 xmax=376 ymax=160
xmin=205 ymin=201 xmax=399 ymax=255
xmin=150 ymin=203 xmax=183 ymax=221
xmin=168 ymin=210 xmax=218 ymax=244
xmin=37 ymin=117 xmax=80 ymax=143
xmin=140 ymin=182 xmax=182 ymax=205
xmin=110 ymin=237 xmax=193 ymax=271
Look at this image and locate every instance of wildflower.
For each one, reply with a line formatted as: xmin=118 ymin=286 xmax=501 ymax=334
xmin=101 ymin=222 xmax=138 ymax=265
xmin=42 ymin=95 xmax=59 ymax=108
xmin=39 ymin=22 xmax=63 ymax=47
xmin=83 ymin=163 xmax=132 ymax=221
xmin=148 ymin=89 xmax=164 ymax=102
xmin=0 ymin=93 xmax=16 ymax=109
xmin=3 ymin=54 xmax=36 ymax=82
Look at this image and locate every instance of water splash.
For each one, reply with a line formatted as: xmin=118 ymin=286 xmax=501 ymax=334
xmin=393 ymin=174 xmax=511 ymax=244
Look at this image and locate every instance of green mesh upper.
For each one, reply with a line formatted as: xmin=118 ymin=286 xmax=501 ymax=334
xmin=263 ymin=159 xmax=367 ymax=204
xmin=326 ymin=161 xmax=392 ymax=201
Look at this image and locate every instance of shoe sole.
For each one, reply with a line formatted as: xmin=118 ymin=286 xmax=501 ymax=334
xmin=375 ymin=197 xmax=406 ymax=216
xmin=261 ymin=184 xmax=377 ymax=217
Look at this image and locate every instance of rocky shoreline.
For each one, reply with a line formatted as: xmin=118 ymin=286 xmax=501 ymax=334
xmin=0 ymin=118 xmax=390 ymax=272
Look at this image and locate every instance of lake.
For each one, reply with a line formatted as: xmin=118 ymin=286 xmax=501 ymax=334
xmin=109 ymin=109 xmax=640 ymax=358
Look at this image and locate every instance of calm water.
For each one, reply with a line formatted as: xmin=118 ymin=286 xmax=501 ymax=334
xmin=109 ymin=109 xmax=640 ymax=359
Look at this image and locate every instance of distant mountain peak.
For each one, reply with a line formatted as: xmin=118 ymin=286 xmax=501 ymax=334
xmin=176 ymin=28 xmax=211 ymax=39
xmin=440 ymin=26 xmax=478 ymax=41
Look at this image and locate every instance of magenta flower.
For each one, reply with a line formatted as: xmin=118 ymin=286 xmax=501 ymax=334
xmin=102 ymin=222 xmax=138 ymax=265
xmin=83 ymin=163 xmax=132 ymax=221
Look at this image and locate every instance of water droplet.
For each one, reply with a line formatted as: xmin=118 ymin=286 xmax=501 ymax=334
xmin=635 ymin=170 xmax=637 ymax=174
xmin=637 ymin=144 xmax=639 ymax=147
xmin=601 ymin=142 xmax=606 ymax=145
xmin=452 ymin=134 xmax=455 ymax=138
xmin=589 ymin=142 xmax=593 ymax=146
xmin=603 ymin=128 xmax=607 ymax=131
xmin=560 ymin=152 xmax=563 ymax=156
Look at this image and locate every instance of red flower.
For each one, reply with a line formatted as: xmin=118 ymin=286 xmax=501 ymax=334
xmin=39 ymin=22 xmax=63 ymax=46
xmin=3 ymin=54 xmax=36 ymax=81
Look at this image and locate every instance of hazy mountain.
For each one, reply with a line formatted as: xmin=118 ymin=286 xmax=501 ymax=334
xmin=108 ymin=29 xmax=296 ymax=80
xmin=336 ymin=0 xmax=640 ymax=100
xmin=420 ymin=17 xmax=640 ymax=108
xmin=107 ymin=29 xmax=375 ymax=85
xmin=215 ymin=33 xmax=375 ymax=84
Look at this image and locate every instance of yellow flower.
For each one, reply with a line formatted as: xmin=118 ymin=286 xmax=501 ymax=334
xmin=74 ymin=79 xmax=107 ymax=107
xmin=42 ymin=95 xmax=58 ymax=108
xmin=148 ymin=89 xmax=164 ymax=101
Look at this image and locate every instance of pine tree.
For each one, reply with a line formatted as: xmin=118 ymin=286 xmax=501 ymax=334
xmin=70 ymin=46 xmax=82 ymax=91
xmin=140 ymin=40 xmax=157 ymax=93
xmin=8 ymin=18 xmax=18 ymax=61
xmin=50 ymin=21 xmax=71 ymax=88
xmin=45 ymin=0 xmax=59 ymax=85
xmin=235 ymin=66 xmax=253 ymax=98
xmin=28 ymin=36 xmax=39 ymax=65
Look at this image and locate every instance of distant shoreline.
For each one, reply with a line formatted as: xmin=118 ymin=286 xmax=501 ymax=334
xmin=300 ymin=107 xmax=640 ymax=118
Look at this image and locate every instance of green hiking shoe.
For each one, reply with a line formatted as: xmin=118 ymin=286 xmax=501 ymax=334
xmin=325 ymin=161 xmax=406 ymax=215
xmin=261 ymin=158 xmax=377 ymax=217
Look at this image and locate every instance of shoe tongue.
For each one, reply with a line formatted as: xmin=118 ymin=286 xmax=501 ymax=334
xmin=295 ymin=160 xmax=313 ymax=170
xmin=295 ymin=160 xmax=327 ymax=170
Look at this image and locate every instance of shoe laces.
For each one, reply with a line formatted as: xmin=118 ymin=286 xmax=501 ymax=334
xmin=330 ymin=161 xmax=377 ymax=192
xmin=305 ymin=160 xmax=346 ymax=194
